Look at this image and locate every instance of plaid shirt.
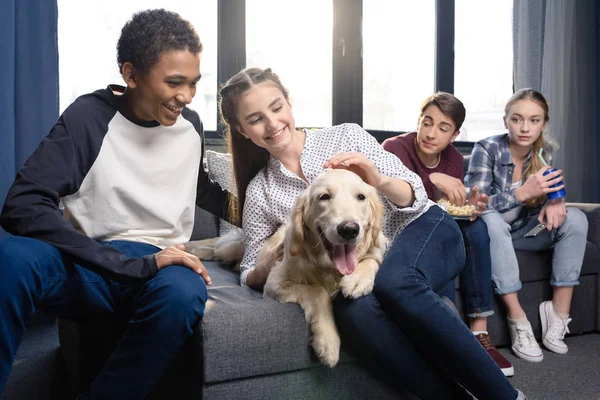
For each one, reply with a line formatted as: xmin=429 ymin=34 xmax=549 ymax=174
xmin=464 ymin=134 xmax=552 ymax=228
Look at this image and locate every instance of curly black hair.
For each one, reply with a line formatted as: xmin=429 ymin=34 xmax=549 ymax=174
xmin=117 ymin=9 xmax=202 ymax=75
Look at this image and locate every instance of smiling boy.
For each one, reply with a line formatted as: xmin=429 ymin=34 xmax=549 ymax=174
xmin=0 ymin=9 xmax=229 ymax=399
xmin=383 ymin=92 xmax=515 ymax=377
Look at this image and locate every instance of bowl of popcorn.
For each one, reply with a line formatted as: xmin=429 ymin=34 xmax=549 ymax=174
xmin=437 ymin=199 xmax=476 ymax=219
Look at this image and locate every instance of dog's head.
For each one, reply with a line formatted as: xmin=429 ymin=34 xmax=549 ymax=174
xmin=289 ymin=169 xmax=383 ymax=276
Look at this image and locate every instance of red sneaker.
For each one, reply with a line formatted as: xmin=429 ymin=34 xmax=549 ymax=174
xmin=475 ymin=333 xmax=515 ymax=377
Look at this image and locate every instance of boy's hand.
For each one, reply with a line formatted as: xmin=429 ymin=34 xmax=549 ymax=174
xmin=430 ymin=173 xmax=466 ymax=206
xmin=467 ymin=186 xmax=489 ymax=221
xmin=155 ymin=245 xmax=212 ymax=285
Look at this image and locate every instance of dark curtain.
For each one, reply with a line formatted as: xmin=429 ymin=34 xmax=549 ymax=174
xmin=513 ymin=0 xmax=598 ymax=203
xmin=597 ymin=1 xmax=600 ymax=202
xmin=0 ymin=0 xmax=59 ymax=238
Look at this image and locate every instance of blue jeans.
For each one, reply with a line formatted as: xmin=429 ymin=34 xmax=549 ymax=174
xmin=456 ymin=218 xmax=494 ymax=318
xmin=0 ymin=236 xmax=207 ymax=399
xmin=481 ymin=208 xmax=588 ymax=294
xmin=334 ymin=207 xmax=517 ymax=400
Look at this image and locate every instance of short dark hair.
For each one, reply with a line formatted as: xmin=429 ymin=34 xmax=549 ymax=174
xmin=419 ymin=92 xmax=466 ymax=131
xmin=117 ymin=9 xmax=202 ymax=75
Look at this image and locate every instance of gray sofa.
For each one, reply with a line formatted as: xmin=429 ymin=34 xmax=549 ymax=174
xmin=58 ymin=207 xmax=402 ymax=399
xmin=58 ymin=173 xmax=600 ymax=400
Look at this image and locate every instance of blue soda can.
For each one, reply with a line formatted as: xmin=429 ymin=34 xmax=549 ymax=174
xmin=543 ymin=167 xmax=566 ymax=200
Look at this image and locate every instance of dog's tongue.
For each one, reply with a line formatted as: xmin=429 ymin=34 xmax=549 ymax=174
xmin=333 ymin=244 xmax=358 ymax=275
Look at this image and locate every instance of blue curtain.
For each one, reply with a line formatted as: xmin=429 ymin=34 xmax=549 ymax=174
xmin=0 ymin=0 xmax=58 ymax=238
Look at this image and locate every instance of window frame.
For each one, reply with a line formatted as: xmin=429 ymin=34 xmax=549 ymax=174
xmin=207 ymin=0 xmax=493 ymax=150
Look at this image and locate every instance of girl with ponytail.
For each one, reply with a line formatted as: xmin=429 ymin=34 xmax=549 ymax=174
xmin=465 ymin=89 xmax=588 ymax=364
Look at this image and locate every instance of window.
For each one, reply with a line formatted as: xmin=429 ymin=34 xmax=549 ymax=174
xmin=57 ymin=0 xmax=218 ymax=130
xmin=246 ymin=0 xmax=333 ymax=128
xmin=57 ymin=1 xmax=513 ymax=142
xmin=454 ymin=0 xmax=513 ymax=142
xmin=363 ymin=1 xmax=436 ymax=132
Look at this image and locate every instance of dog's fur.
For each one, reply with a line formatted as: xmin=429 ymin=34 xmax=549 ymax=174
xmin=185 ymin=169 xmax=386 ymax=367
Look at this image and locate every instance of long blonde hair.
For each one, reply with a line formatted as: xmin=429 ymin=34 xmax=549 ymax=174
xmin=218 ymin=67 xmax=290 ymax=225
xmin=505 ymin=88 xmax=551 ymax=207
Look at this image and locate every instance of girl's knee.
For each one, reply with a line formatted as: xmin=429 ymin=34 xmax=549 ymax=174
xmin=333 ymin=294 xmax=372 ymax=327
xmin=563 ymin=207 xmax=588 ymax=236
xmin=481 ymin=212 xmax=511 ymax=239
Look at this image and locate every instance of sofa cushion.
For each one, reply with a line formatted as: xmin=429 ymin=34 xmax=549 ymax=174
xmin=202 ymin=260 xmax=354 ymax=383
xmin=191 ymin=206 xmax=219 ymax=240
xmin=206 ymin=150 xmax=237 ymax=237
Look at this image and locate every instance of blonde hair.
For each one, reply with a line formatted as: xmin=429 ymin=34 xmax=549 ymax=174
xmin=505 ymin=88 xmax=551 ymax=208
xmin=218 ymin=67 xmax=290 ymax=225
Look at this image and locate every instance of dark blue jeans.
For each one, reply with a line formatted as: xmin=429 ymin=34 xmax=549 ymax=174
xmin=456 ymin=218 xmax=494 ymax=318
xmin=439 ymin=218 xmax=494 ymax=319
xmin=334 ymin=206 xmax=517 ymax=400
xmin=0 ymin=236 xmax=207 ymax=399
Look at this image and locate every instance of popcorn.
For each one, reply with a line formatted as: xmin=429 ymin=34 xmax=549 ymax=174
xmin=437 ymin=199 xmax=476 ymax=217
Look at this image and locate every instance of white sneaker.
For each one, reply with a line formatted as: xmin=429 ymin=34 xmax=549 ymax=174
xmin=539 ymin=301 xmax=571 ymax=354
xmin=516 ymin=389 xmax=528 ymax=400
xmin=507 ymin=317 xmax=543 ymax=362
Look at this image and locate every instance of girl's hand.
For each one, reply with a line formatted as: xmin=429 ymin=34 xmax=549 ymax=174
xmin=246 ymin=241 xmax=284 ymax=289
xmin=467 ymin=186 xmax=489 ymax=221
xmin=324 ymin=152 xmax=384 ymax=188
xmin=538 ymin=198 xmax=567 ymax=230
xmin=430 ymin=172 xmax=467 ymax=206
xmin=255 ymin=241 xmax=284 ymax=274
xmin=155 ymin=245 xmax=212 ymax=285
xmin=518 ymin=166 xmax=564 ymax=201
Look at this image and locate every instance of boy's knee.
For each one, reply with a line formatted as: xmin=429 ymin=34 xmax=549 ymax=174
xmin=0 ymin=236 xmax=55 ymax=260
xmin=462 ymin=218 xmax=490 ymax=245
xmin=0 ymin=236 xmax=56 ymax=279
xmin=0 ymin=236 xmax=29 ymax=261
xmin=151 ymin=266 xmax=208 ymax=310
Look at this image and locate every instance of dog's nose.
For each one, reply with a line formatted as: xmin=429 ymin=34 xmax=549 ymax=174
xmin=337 ymin=221 xmax=360 ymax=240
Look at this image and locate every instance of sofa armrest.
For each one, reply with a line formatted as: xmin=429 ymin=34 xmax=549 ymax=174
xmin=566 ymin=202 xmax=600 ymax=332
xmin=567 ymin=202 xmax=600 ymax=246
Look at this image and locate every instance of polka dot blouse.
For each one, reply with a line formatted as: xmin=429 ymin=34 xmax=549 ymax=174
xmin=240 ymin=123 xmax=433 ymax=285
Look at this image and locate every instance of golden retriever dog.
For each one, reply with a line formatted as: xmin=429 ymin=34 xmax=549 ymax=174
xmin=185 ymin=169 xmax=386 ymax=367
xmin=264 ymin=169 xmax=386 ymax=367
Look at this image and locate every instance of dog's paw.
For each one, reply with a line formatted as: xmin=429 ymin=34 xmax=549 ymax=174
xmin=312 ymin=332 xmax=340 ymax=368
xmin=340 ymin=272 xmax=374 ymax=299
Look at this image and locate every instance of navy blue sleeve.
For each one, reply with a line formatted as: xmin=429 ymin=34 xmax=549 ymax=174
xmin=182 ymin=108 xmax=234 ymax=224
xmin=0 ymin=94 xmax=158 ymax=283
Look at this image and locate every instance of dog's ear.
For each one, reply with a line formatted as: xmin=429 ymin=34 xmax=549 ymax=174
xmin=289 ymin=191 xmax=309 ymax=257
xmin=369 ymin=192 xmax=384 ymax=248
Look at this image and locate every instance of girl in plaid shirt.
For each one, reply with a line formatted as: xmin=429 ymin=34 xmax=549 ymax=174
xmin=465 ymin=89 xmax=588 ymax=363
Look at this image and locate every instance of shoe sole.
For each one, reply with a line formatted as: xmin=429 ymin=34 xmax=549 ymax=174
xmin=542 ymin=338 xmax=568 ymax=354
xmin=502 ymin=366 xmax=515 ymax=377
xmin=511 ymin=346 xmax=543 ymax=363
xmin=539 ymin=302 xmax=569 ymax=354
